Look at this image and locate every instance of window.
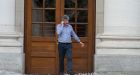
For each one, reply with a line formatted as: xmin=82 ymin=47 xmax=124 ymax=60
xmin=32 ymin=0 xmax=56 ymax=37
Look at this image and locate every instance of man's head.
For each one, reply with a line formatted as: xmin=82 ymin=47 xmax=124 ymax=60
xmin=61 ymin=15 xmax=69 ymax=24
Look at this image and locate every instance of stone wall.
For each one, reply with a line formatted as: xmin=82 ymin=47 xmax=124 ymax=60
xmin=0 ymin=0 xmax=24 ymax=73
xmin=95 ymin=0 xmax=140 ymax=74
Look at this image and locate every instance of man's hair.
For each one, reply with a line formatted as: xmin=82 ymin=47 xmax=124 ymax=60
xmin=61 ymin=15 xmax=70 ymax=20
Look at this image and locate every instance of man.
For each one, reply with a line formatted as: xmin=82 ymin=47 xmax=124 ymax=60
xmin=56 ymin=15 xmax=84 ymax=75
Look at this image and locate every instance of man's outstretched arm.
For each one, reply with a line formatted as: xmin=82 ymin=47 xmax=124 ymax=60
xmin=71 ymin=27 xmax=85 ymax=47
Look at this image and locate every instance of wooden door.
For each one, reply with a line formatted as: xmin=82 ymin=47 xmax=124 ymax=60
xmin=25 ymin=0 xmax=95 ymax=74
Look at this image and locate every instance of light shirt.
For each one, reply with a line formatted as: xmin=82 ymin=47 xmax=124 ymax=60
xmin=56 ymin=23 xmax=80 ymax=43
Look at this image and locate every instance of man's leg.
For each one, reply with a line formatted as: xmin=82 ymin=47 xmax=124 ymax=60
xmin=58 ymin=43 xmax=66 ymax=74
xmin=66 ymin=44 xmax=73 ymax=75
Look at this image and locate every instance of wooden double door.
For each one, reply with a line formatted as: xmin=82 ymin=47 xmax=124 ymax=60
xmin=25 ymin=0 xmax=95 ymax=74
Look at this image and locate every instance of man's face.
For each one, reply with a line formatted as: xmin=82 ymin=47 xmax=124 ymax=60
xmin=63 ymin=19 xmax=69 ymax=24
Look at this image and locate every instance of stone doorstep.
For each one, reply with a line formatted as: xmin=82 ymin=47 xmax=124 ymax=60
xmin=22 ymin=72 xmax=140 ymax=75
xmin=94 ymin=72 xmax=140 ymax=75
xmin=0 ymin=70 xmax=22 ymax=75
xmin=1 ymin=72 xmax=139 ymax=75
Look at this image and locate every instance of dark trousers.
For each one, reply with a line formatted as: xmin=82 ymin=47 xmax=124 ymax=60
xmin=58 ymin=42 xmax=73 ymax=74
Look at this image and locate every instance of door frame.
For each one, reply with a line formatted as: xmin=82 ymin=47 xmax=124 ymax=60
xmin=24 ymin=0 xmax=96 ymax=73
xmin=87 ymin=0 xmax=96 ymax=72
xmin=24 ymin=0 xmax=32 ymax=73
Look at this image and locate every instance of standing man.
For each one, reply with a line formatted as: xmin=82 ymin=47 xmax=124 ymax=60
xmin=56 ymin=15 xmax=84 ymax=75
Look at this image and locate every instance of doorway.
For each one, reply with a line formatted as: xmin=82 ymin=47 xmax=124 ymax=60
xmin=24 ymin=0 xmax=95 ymax=74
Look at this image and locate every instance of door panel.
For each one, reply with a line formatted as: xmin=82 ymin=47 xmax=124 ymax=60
xmin=72 ymin=43 xmax=88 ymax=58
xmin=31 ymin=58 xmax=56 ymax=74
xmin=31 ymin=42 xmax=56 ymax=57
xmin=25 ymin=0 xmax=58 ymax=74
xmin=63 ymin=0 xmax=91 ymax=73
xmin=64 ymin=58 xmax=88 ymax=73
xmin=25 ymin=0 xmax=95 ymax=74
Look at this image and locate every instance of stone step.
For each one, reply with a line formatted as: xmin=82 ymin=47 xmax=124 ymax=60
xmin=94 ymin=72 xmax=140 ymax=75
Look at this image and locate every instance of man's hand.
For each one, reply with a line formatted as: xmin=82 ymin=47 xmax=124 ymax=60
xmin=80 ymin=42 xmax=85 ymax=47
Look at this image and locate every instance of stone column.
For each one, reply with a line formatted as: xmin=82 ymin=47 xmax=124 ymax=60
xmin=0 ymin=0 xmax=16 ymax=34
xmin=95 ymin=0 xmax=140 ymax=73
xmin=0 ymin=0 xmax=24 ymax=73
xmin=104 ymin=0 xmax=140 ymax=36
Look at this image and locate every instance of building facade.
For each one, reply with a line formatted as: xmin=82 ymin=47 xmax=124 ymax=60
xmin=0 ymin=0 xmax=24 ymax=73
xmin=0 ymin=0 xmax=140 ymax=74
xmin=96 ymin=0 xmax=140 ymax=74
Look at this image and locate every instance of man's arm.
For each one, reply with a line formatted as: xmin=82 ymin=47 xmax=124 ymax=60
xmin=56 ymin=24 xmax=63 ymax=35
xmin=71 ymin=27 xmax=80 ymax=42
xmin=71 ymin=26 xmax=85 ymax=47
